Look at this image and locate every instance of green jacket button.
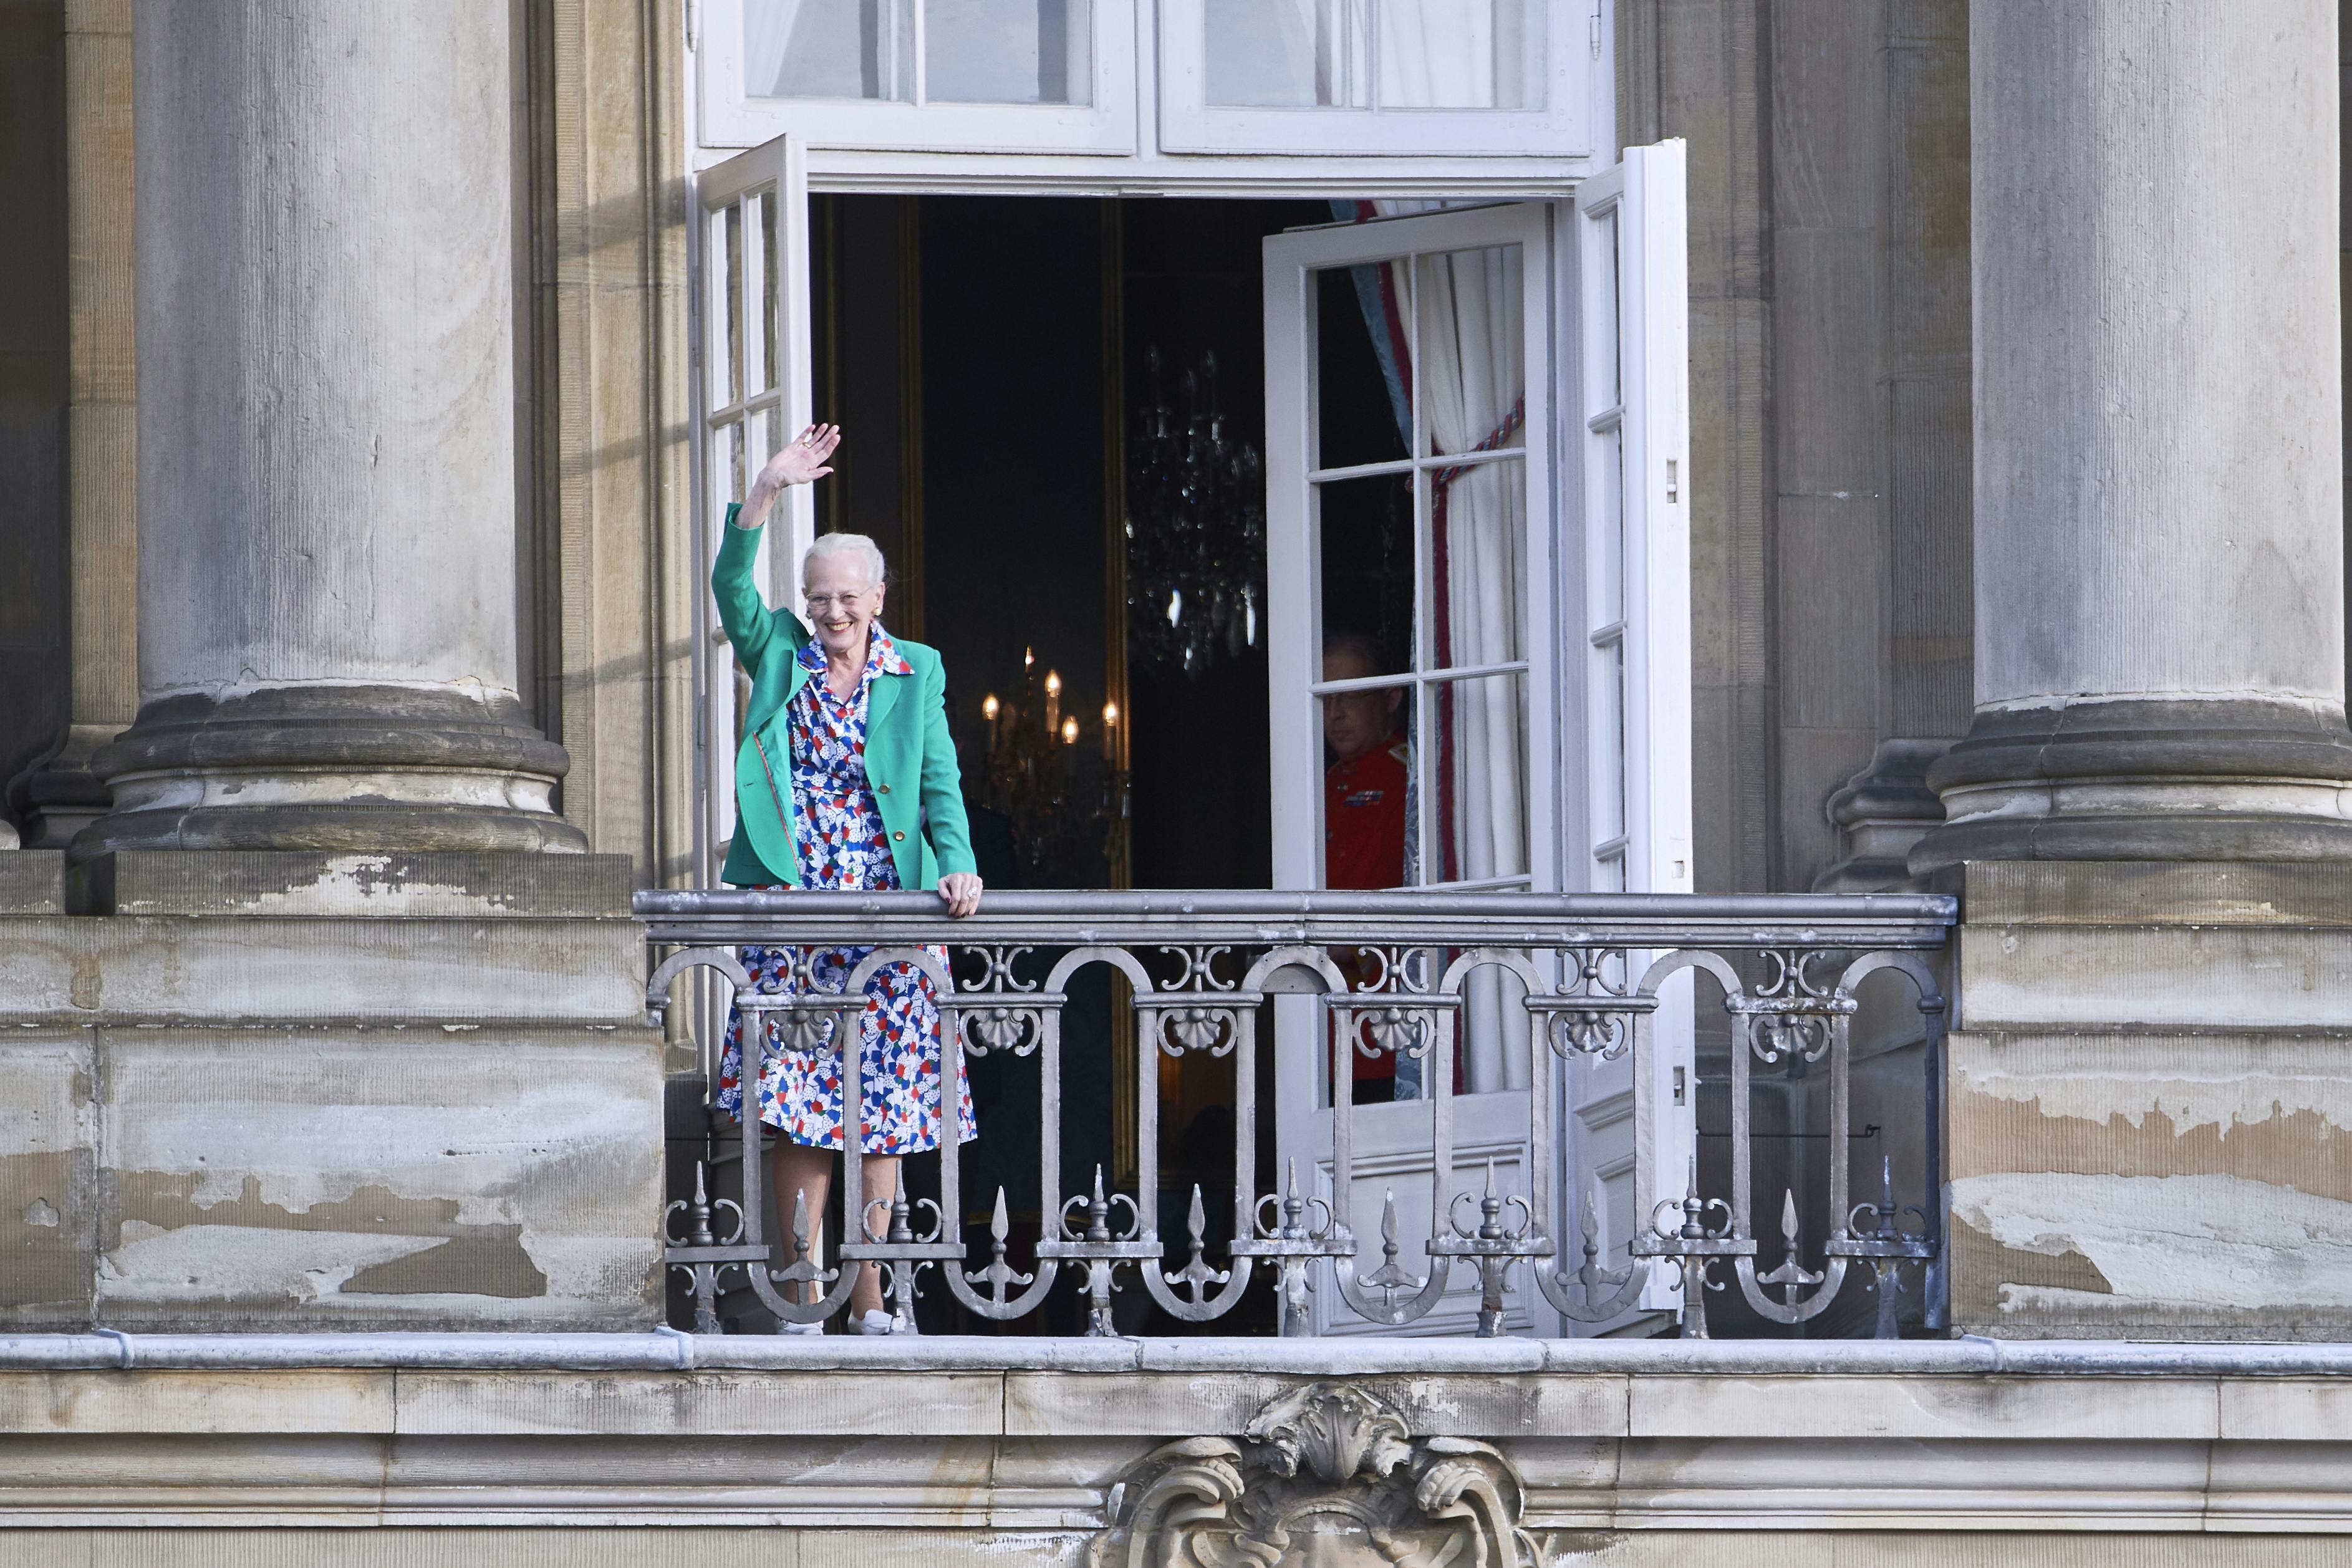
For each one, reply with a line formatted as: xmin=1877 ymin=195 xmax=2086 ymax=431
xmin=877 ymin=782 xmax=890 ymax=794
xmin=892 ymin=830 xmax=905 ymax=842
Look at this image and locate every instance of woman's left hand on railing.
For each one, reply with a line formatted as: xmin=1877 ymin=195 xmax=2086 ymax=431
xmin=937 ymin=872 xmax=983 ymax=918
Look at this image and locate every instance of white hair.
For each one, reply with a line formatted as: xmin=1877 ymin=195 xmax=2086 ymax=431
xmin=802 ymin=531 xmax=887 ymax=590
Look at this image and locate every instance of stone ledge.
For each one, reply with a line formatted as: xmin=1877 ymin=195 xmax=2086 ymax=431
xmin=0 ymin=916 xmax=647 ymax=1024
xmin=1950 ymin=925 xmax=2352 ymax=1031
xmin=1939 ymin=860 xmax=2352 ymax=927
xmin=74 ymin=850 xmax=637 ymax=918
xmin=9 ymin=1332 xmax=2352 ymax=1375
xmin=0 ymin=852 xmax=66 ymax=915
xmin=0 ymin=1347 xmax=2346 ymax=1536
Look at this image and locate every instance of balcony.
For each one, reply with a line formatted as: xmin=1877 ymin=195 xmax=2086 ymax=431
xmin=640 ymin=888 xmax=1957 ymax=1341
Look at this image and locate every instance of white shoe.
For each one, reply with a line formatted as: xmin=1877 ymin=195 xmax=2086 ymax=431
xmin=851 ymin=1309 xmax=904 ymax=1335
xmin=781 ymin=1317 xmax=826 ymax=1336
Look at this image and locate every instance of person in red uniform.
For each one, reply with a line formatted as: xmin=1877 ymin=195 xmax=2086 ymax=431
xmin=1322 ymin=637 xmax=1408 ymax=891
xmin=1321 ymin=635 xmax=1409 ymax=1100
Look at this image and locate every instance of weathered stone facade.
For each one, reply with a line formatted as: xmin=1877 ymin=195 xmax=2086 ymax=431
xmin=0 ymin=0 xmax=2348 ymax=1560
xmin=0 ymin=851 xmax=662 ymax=1332
xmin=1 ymin=1340 xmax=2348 ymax=1557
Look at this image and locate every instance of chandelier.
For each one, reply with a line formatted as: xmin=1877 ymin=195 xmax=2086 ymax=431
xmin=1126 ymin=347 xmax=1266 ymax=673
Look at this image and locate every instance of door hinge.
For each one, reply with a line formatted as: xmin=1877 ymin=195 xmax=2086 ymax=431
xmin=1590 ymin=6 xmax=1603 ymax=57
xmin=1673 ymin=1066 xmax=1686 ymax=1104
xmin=1665 ymin=458 xmax=1679 ymax=503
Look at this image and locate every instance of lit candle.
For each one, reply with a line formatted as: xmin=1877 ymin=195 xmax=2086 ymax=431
xmin=1061 ymin=715 xmax=1079 ymax=747
xmin=981 ymin=692 xmax=1000 ymax=754
xmin=1044 ymin=670 xmax=1061 ymax=734
xmin=1101 ymin=700 xmax=1118 ymax=764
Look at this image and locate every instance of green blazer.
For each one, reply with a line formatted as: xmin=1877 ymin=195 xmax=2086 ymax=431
xmin=713 ymin=507 xmax=977 ymax=891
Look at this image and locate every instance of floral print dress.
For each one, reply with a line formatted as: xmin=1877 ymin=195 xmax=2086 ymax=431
xmin=714 ymin=627 xmax=975 ymax=1153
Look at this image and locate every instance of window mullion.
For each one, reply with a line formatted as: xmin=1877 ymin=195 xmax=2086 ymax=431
xmin=912 ymin=0 xmax=927 ymax=107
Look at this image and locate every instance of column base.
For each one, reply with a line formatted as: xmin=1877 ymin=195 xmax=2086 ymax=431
xmin=11 ymin=724 xmax=121 ymax=849
xmin=1910 ymin=698 xmax=2352 ymax=874
xmin=1812 ymin=737 xmax=1956 ymax=893
xmin=82 ymin=685 xmax=587 ymax=855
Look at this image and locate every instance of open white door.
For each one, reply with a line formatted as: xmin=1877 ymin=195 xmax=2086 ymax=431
xmin=1264 ymin=201 xmax=1562 ymax=1336
xmin=1563 ymin=140 xmax=1697 ymax=1327
xmin=1263 ymin=148 xmax=1693 ymax=1337
xmin=692 ymin=133 xmax=815 ymax=888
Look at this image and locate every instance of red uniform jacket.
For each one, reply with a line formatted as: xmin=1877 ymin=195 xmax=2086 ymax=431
xmin=1324 ymin=741 xmax=1409 ymax=1092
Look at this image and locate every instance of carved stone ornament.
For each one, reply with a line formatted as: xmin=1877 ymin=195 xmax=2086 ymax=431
xmin=1091 ymin=1381 xmax=1536 ymax=1568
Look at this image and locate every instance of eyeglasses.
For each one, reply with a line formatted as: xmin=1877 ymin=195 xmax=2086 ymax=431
xmin=803 ymin=592 xmax=874 ymax=613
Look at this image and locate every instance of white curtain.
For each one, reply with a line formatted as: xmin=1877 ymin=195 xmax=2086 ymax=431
xmin=1376 ymin=0 xmax=1507 ymax=109
xmin=744 ymin=0 xmax=798 ymax=96
xmin=745 ymin=0 xmax=904 ymax=101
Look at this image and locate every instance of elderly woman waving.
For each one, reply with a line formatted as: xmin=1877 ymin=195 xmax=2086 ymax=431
xmin=710 ymin=423 xmax=983 ymax=1336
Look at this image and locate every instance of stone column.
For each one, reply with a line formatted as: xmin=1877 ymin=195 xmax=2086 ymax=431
xmin=1911 ymin=0 xmax=2352 ymax=872
xmin=1924 ymin=2 xmax=2352 ymax=1342
xmin=87 ymin=1 xmax=582 ymax=854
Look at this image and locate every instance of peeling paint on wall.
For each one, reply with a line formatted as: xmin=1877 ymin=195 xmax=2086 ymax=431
xmin=1950 ymin=1171 xmax=2352 ymax=1313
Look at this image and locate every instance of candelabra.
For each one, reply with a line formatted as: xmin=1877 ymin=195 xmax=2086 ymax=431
xmin=979 ymin=651 xmax=1124 ymax=885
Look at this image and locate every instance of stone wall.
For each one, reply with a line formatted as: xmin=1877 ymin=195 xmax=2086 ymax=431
xmin=0 ymin=852 xmax=664 ymax=1331
xmin=1942 ymin=863 xmax=2352 ymax=1339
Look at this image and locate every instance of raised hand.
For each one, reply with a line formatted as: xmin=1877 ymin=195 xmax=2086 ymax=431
xmin=736 ymin=424 xmax=842 ymax=527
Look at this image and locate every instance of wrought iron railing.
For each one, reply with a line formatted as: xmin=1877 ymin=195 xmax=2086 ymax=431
xmin=639 ymin=890 xmax=1954 ymax=1339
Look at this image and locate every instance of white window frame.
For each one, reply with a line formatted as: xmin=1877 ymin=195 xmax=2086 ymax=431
xmin=1567 ymin=142 xmax=1690 ymax=900
xmin=1263 ymin=201 xmax=1563 ymax=900
xmin=697 ymin=0 xmax=1137 ymax=156
xmin=1560 ymin=138 xmax=1694 ymax=1323
xmin=690 ymin=133 xmax=816 ymax=887
xmin=1158 ymin=0 xmax=1601 ymax=158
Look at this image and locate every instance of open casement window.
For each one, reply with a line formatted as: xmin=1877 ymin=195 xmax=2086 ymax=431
xmin=1563 ymin=140 xmax=1695 ymax=1324
xmin=1261 ymin=145 xmax=1693 ymax=1334
xmin=1265 ymin=201 xmax=1561 ymax=1335
xmin=1160 ymin=0 xmax=1602 ymax=157
xmin=698 ymin=0 xmax=1135 ymax=154
xmin=692 ymin=133 xmax=816 ymax=886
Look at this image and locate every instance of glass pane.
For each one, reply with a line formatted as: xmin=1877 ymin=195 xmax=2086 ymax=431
xmin=745 ymin=0 xmax=913 ymax=101
xmin=1316 ymin=474 xmax=1418 ymax=679
xmin=1594 ymin=428 xmax=1623 ymax=627
xmin=1414 ymin=245 xmax=1523 ymax=461
xmin=1375 ymin=0 xmax=1543 ymax=110
xmin=723 ymin=203 xmax=745 ymax=406
xmin=762 ymin=406 xmax=788 ymax=475
xmin=1426 ymin=455 xmax=1525 ymax=670
xmin=725 ymin=419 xmax=748 ymax=504
xmin=757 ymin=192 xmax=779 ymax=397
xmin=1427 ymin=671 xmax=1529 ymax=884
xmin=1588 ymin=637 xmax=1625 ymax=849
xmin=1321 ymin=677 xmax=1415 ymax=892
xmin=927 ymin=0 xmax=1092 ymax=104
xmin=1314 ymin=262 xmax=1411 ymax=472
xmin=1205 ymin=0 xmax=1367 ymax=108
xmin=1591 ymin=209 xmax=1621 ymax=410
